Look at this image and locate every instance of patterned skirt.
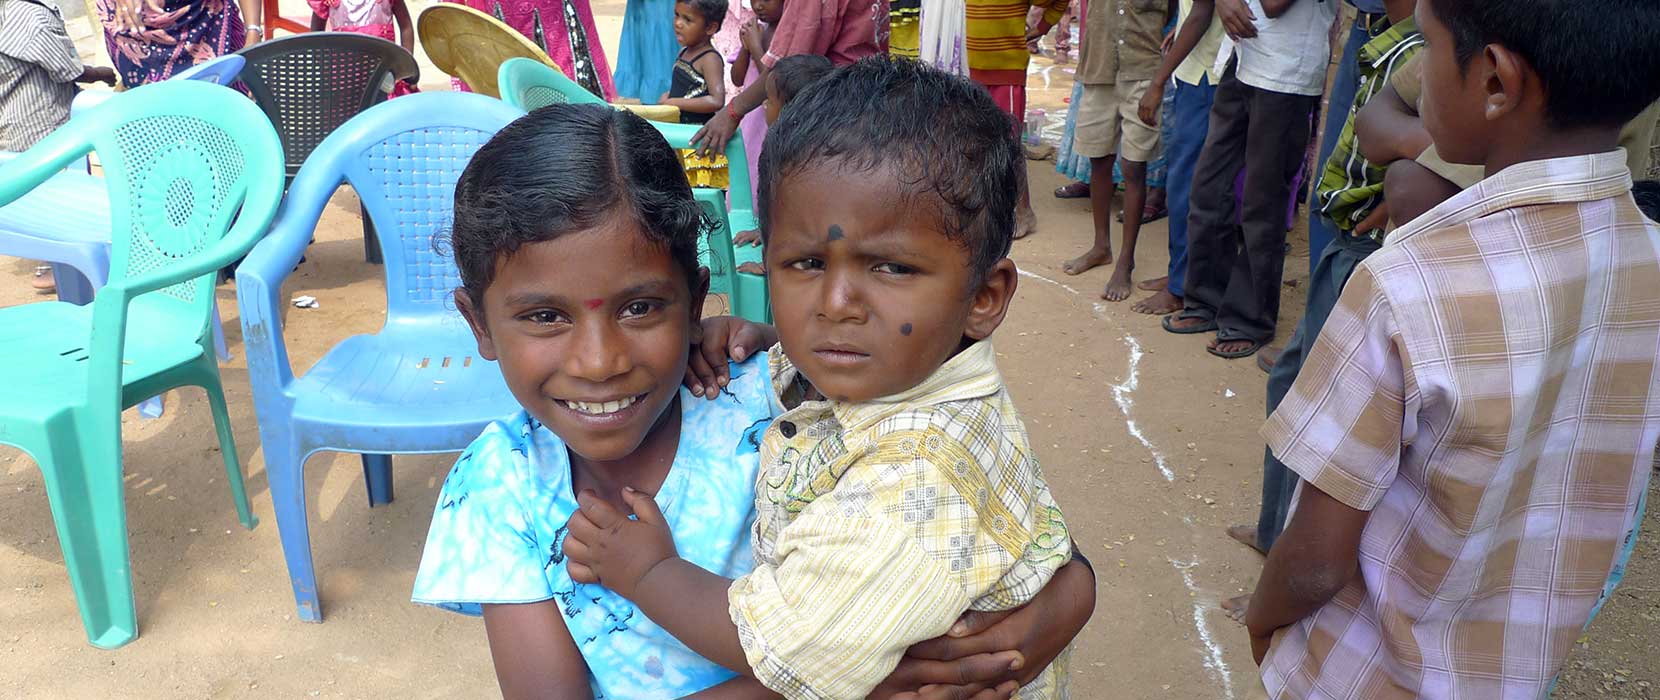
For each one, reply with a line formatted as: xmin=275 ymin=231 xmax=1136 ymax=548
xmin=99 ymin=0 xmax=246 ymax=87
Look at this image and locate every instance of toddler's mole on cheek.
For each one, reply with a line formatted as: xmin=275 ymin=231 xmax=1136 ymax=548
xmin=899 ymin=323 xmax=913 ymax=336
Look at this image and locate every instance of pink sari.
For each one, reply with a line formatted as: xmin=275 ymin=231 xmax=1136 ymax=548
xmin=444 ymin=0 xmax=615 ymax=98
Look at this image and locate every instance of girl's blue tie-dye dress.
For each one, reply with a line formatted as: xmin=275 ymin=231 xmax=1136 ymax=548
xmin=412 ymin=354 xmax=775 ymax=699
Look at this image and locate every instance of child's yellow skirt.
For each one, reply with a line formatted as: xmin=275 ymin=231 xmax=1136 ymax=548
xmin=679 ymin=149 xmax=730 ymax=190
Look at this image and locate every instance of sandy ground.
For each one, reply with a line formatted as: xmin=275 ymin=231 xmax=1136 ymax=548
xmin=4 ymin=6 xmax=1655 ymax=699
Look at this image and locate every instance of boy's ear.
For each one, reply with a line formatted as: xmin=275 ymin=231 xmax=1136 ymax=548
xmin=688 ymin=266 xmax=712 ymax=345
xmin=963 ymin=258 xmax=1018 ymax=341
xmin=455 ymin=288 xmax=499 ymax=361
xmin=1481 ymin=43 xmax=1531 ymax=124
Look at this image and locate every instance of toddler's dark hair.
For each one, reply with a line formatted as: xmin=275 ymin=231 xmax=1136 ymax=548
xmin=770 ymin=55 xmax=833 ymax=105
xmin=1635 ymin=181 xmax=1660 ymax=224
xmin=679 ymin=0 xmax=727 ymax=30
xmin=758 ymin=55 xmax=1020 ymax=283
xmin=1427 ymin=0 xmax=1660 ymax=130
xmin=449 ymin=104 xmax=711 ymax=310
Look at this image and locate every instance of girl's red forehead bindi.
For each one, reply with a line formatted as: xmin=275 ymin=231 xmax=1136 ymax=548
xmin=583 ymin=298 xmax=605 ymax=310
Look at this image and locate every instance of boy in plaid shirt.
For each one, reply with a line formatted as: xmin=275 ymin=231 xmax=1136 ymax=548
xmin=1248 ymin=1 xmax=1660 ymax=698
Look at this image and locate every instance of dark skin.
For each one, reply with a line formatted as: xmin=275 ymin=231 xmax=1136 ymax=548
xmin=567 ymin=165 xmax=1090 ymax=697
xmin=660 ymin=4 xmax=727 ymax=116
xmin=731 ymin=0 xmax=782 ymax=86
xmin=1246 ymin=0 xmax=1630 ymax=666
xmin=77 ymin=65 xmax=118 ymax=86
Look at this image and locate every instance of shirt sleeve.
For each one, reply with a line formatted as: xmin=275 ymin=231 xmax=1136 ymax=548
xmin=411 ymin=424 xmax=556 ymax=613
xmin=1261 ymin=262 xmax=1417 ymax=512
xmin=0 ymin=6 xmax=84 ymax=83
xmin=1389 ymin=52 xmax=1423 ymax=113
xmin=728 ymin=425 xmax=1065 ymax=699
xmin=761 ymin=0 xmax=829 ymax=66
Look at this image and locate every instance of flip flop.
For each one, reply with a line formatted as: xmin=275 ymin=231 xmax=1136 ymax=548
xmin=1162 ymin=314 xmax=1217 ymax=335
xmin=1208 ymin=338 xmax=1265 ymax=359
xmin=1054 ymin=182 xmax=1090 ymax=199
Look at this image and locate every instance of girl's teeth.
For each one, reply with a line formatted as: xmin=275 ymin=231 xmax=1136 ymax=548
xmin=565 ymin=395 xmax=639 ymax=415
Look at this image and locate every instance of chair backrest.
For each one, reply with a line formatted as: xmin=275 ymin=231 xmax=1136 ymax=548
xmin=172 ymin=53 xmax=247 ymax=85
xmin=235 ymin=32 xmax=420 ymax=178
xmin=647 ymin=121 xmax=755 ymax=218
xmin=284 ymin=91 xmax=525 ymax=327
xmin=0 ymin=81 xmax=283 ymax=341
xmin=419 ymin=3 xmax=562 ymax=100
xmin=497 ymin=57 xmax=605 ymax=111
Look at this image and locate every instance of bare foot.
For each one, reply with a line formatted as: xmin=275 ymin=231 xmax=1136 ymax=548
xmin=1062 ymin=246 xmax=1112 ymax=275
xmin=31 ymin=265 xmax=56 ymax=293
xmin=1013 ymin=206 xmax=1038 ymax=240
xmin=1257 ymin=345 xmax=1283 ymax=375
xmin=1222 ymin=594 xmax=1252 ymax=624
xmin=1226 ymin=524 xmax=1267 ymax=555
xmin=1131 ymin=289 xmax=1183 ymax=315
xmin=736 ymin=262 xmax=766 ymax=276
xmin=1136 ymin=276 xmax=1167 ymax=292
xmin=1102 ymin=263 xmax=1134 ymax=302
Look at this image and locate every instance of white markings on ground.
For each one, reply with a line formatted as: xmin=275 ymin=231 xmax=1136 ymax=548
xmin=1172 ymin=559 xmax=1236 ymax=700
xmin=1108 ymin=336 xmax=1174 ymax=481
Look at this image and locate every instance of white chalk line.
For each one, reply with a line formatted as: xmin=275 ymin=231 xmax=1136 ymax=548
xmin=1020 ymin=266 xmax=1234 ymax=698
xmin=1172 ymin=559 xmax=1237 ymax=700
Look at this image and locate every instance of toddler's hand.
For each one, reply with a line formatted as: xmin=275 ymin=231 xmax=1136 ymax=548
xmin=732 ymin=229 xmax=762 ymax=247
xmin=563 ymin=488 xmax=678 ymax=601
xmin=685 ymin=316 xmax=777 ymax=399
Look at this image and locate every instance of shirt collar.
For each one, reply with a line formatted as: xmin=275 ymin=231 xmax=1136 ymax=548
xmin=769 ymin=340 xmax=1005 ymax=433
xmin=1357 ymin=16 xmax=1419 ymax=67
xmin=1385 ymin=150 xmax=1634 ymax=247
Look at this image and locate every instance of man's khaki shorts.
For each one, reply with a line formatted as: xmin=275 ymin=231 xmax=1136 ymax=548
xmin=1073 ymin=79 xmax=1161 ymax=163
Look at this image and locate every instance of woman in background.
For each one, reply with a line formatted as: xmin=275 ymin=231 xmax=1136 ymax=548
xmin=447 ymin=0 xmax=615 ymax=99
xmin=100 ymin=0 xmax=259 ymax=87
xmin=613 ymin=0 xmax=677 ymax=102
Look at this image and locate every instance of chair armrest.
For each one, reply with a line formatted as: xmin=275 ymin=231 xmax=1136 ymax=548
xmin=233 ymin=162 xmax=342 ymax=395
xmin=0 ymin=128 xmax=92 ymax=209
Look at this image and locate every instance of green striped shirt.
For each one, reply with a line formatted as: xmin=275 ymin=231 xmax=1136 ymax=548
xmin=1315 ymin=17 xmax=1425 ymax=237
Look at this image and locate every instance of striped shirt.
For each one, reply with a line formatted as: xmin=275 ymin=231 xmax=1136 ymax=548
xmin=1313 ymin=16 xmax=1423 ymax=237
xmin=730 ymin=340 xmax=1072 ymax=699
xmin=1262 ymin=150 xmax=1660 ymax=699
xmin=0 ymin=0 xmax=82 ymax=152
xmin=966 ymin=0 xmax=1068 ymax=86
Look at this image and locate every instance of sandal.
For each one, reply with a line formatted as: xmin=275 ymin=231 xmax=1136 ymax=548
xmin=1208 ymin=338 xmax=1265 ymax=359
xmin=1054 ymin=181 xmax=1090 ymax=199
xmin=1161 ymin=313 xmax=1216 ymax=335
xmin=31 ymin=264 xmax=56 ymax=294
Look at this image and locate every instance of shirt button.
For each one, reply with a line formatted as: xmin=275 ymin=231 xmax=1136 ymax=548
xmin=780 ymin=421 xmax=797 ymax=438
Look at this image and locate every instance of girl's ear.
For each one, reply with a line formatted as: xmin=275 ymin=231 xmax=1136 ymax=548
xmin=455 ymin=288 xmax=499 ymax=361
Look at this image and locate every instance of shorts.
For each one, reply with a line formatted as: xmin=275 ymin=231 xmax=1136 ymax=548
xmin=1074 ymin=80 xmax=1161 ymax=162
xmin=985 ymin=84 xmax=1026 ymax=136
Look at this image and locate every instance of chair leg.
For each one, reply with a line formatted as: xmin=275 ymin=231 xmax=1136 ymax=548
xmin=361 ymin=454 xmax=394 ymax=507
xmin=267 ymin=439 xmax=323 ymax=622
xmin=50 ymin=263 xmax=97 ymax=306
xmin=201 ymin=376 xmax=257 ymax=530
xmin=36 ymin=424 xmax=139 ymax=649
xmin=211 ymin=301 xmax=231 ymax=362
xmin=360 ymin=203 xmax=383 ymax=265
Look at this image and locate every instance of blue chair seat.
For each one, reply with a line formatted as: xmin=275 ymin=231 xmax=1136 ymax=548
xmin=290 ymin=330 xmax=512 ymax=442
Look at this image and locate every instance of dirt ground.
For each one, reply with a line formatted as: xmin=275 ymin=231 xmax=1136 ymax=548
xmin=4 ymin=5 xmax=1654 ymax=699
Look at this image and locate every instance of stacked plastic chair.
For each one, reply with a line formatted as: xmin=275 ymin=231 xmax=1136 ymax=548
xmin=236 ymin=92 xmax=523 ymax=622
xmin=0 ymin=80 xmax=285 ymax=648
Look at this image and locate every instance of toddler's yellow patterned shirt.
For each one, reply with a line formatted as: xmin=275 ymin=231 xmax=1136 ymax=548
xmin=728 ymin=340 xmax=1072 ymax=699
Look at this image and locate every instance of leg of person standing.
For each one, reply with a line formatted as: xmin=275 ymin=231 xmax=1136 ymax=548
xmin=1205 ymin=86 xmax=1316 ymax=358
xmin=1164 ymin=60 xmax=1249 ymax=335
xmin=1303 ymin=9 xmax=1378 ymax=273
xmin=1134 ymin=73 xmax=1215 ymax=315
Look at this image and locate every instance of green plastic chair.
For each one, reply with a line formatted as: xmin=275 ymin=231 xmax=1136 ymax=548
xmin=0 ymin=80 xmax=285 ymax=649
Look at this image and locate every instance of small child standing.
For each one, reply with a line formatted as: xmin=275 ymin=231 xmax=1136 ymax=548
xmin=967 ymin=0 xmax=1070 ymax=239
xmin=564 ymin=57 xmax=1076 ymax=698
xmin=663 ymin=0 xmax=730 ymax=187
xmin=729 ymin=0 xmax=779 ymax=88
xmin=1249 ymin=1 xmax=1660 ymax=698
xmin=307 ymin=0 xmax=414 ymax=51
xmin=731 ymin=52 xmax=832 ymax=274
xmin=1057 ymin=0 xmax=1168 ymax=303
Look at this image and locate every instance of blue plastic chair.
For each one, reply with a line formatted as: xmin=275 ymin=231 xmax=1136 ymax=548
xmin=236 ymin=92 xmax=522 ymax=622
xmin=0 ymin=80 xmax=285 ymax=648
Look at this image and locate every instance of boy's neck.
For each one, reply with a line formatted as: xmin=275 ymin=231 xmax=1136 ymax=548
xmin=1482 ymin=123 xmax=1622 ymax=175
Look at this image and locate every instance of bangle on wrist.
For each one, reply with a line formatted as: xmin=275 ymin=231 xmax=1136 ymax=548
xmin=727 ymin=101 xmax=740 ymax=122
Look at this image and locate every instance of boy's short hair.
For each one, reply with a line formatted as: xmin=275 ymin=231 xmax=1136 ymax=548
xmin=449 ymin=104 xmax=711 ymax=308
xmin=1635 ymin=181 xmax=1660 ymax=223
xmin=758 ymin=55 xmax=1020 ymax=283
xmin=680 ymin=0 xmax=727 ymax=29
xmin=770 ymin=55 xmax=834 ymax=105
xmin=1429 ymin=0 xmax=1660 ymax=129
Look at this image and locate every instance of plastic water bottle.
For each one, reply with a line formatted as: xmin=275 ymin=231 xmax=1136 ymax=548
xmin=1024 ymin=109 xmax=1047 ymax=146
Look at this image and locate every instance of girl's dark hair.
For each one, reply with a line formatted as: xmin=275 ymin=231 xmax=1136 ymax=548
xmin=758 ymin=55 xmax=1020 ymax=283
xmin=680 ymin=0 xmax=728 ymax=29
xmin=771 ymin=54 xmax=833 ymax=105
xmin=449 ymin=104 xmax=711 ymax=309
xmin=1635 ymin=181 xmax=1660 ymax=224
xmin=1428 ymin=0 xmax=1660 ymax=129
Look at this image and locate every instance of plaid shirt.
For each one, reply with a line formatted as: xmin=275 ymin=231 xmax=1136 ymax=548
xmin=1261 ymin=150 xmax=1660 ymax=700
xmin=1313 ymin=16 xmax=1423 ymax=238
xmin=730 ymin=340 xmax=1072 ymax=699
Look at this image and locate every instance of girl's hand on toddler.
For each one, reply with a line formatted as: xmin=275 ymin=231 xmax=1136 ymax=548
xmin=685 ymin=316 xmax=778 ymax=399
xmin=563 ymin=488 xmax=679 ymax=600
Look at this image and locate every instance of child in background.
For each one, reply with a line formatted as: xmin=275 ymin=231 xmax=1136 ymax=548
xmin=663 ymin=0 xmax=730 ymax=187
xmin=1250 ymin=2 xmax=1660 ymax=698
xmin=308 ymin=0 xmax=416 ymax=96
xmin=1056 ymin=0 xmax=1167 ymax=303
xmin=967 ymin=0 xmax=1070 ymax=239
xmin=731 ymin=53 xmax=832 ymax=274
xmin=730 ymin=0 xmax=779 ymax=86
xmin=563 ymin=57 xmax=1077 ymax=699
xmin=413 ymin=102 xmax=1095 ymax=700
